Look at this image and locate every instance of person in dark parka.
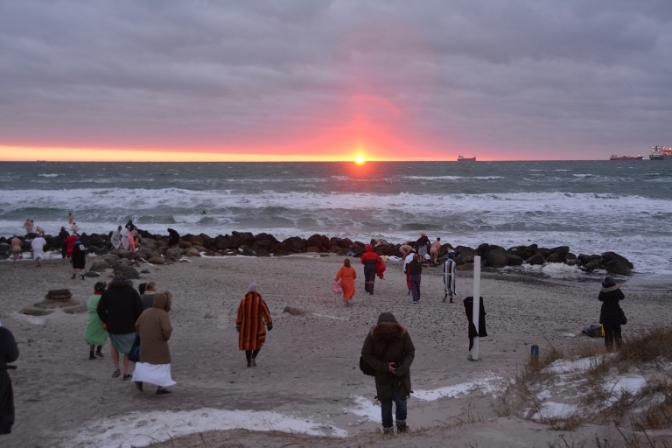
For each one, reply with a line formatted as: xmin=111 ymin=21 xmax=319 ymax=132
xmin=167 ymin=228 xmax=180 ymax=247
xmin=361 ymin=312 xmax=415 ymax=434
xmin=0 ymin=323 xmax=19 ymax=435
xmin=598 ymin=276 xmax=625 ymax=350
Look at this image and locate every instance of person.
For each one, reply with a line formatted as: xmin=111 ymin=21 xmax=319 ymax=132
xmin=110 ymin=226 xmax=122 ymax=250
xmin=236 ymin=282 xmax=273 ymax=367
xmin=70 ymin=222 xmax=80 ymax=233
xmin=23 ymin=219 xmax=34 ymax=234
xmin=133 ymin=292 xmax=175 ymax=394
xmin=70 ymin=236 xmax=86 ymax=280
xmin=128 ymin=230 xmax=137 ymax=252
xmin=443 ymin=251 xmax=457 ymax=303
xmin=361 ymin=312 xmax=415 ymax=434
xmin=403 ymin=250 xmax=415 ymax=294
xmin=141 ymin=281 xmax=157 ymax=311
xmin=361 ymin=245 xmax=382 ymax=295
xmin=58 ymin=226 xmax=69 ymax=259
xmin=334 ymin=258 xmax=357 ymax=306
xmin=67 ymin=212 xmax=75 ymax=225
xmin=97 ymin=273 xmax=143 ymax=380
xmin=429 ymin=238 xmax=441 ymax=265
xmin=64 ymin=232 xmax=78 ymax=258
xmin=10 ymin=235 xmax=21 ymax=262
xmin=416 ymin=233 xmax=429 ymax=261
xmin=31 ymin=233 xmax=47 ymax=267
xmin=408 ymin=254 xmax=422 ymax=304
xmin=167 ymin=228 xmax=180 ymax=247
xmin=85 ymin=282 xmax=108 ymax=360
xmin=399 ymin=244 xmax=414 ymax=259
xmin=120 ymin=226 xmax=131 ymax=251
xmin=598 ymin=276 xmax=626 ymax=351
xmin=35 ymin=226 xmax=45 ymax=235
xmin=0 ymin=321 xmax=19 ymax=435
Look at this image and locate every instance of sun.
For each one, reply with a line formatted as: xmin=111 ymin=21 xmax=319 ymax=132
xmin=355 ymin=155 xmax=366 ymax=165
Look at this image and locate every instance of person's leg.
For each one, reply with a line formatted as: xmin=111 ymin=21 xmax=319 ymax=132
xmin=603 ymin=324 xmax=614 ymax=350
xmin=405 ymin=270 xmax=411 ymax=293
xmin=89 ymin=344 xmax=96 ymax=360
xmin=245 ymin=350 xmax=252 ymax=367
xmin=393 ymin=393 xmax=408 ymax=432
xmin=96 ymin=345 xmax=104 ymax=357
xmin=110 ymin=344 xmax=121 ymax=375
xmin=251 ymin=349 xmax=260 ymax=366
xmin=380 ymin=399 xmax=394 ymax=432
xmin=410 ymin=276 xmax=420 ymax=302
xmin=122 ymin=354 xmax=130 ymax=376
xmin=614 ymin=324 xmax=623 ymax=348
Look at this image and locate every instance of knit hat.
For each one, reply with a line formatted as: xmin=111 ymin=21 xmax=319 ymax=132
xmin=377 ymin=312 xmax=398 ymax=324
xmin=248 ymin=282 xmax=258 ymax=293
xmin=602 ymin=276 xmax=616 ymax=288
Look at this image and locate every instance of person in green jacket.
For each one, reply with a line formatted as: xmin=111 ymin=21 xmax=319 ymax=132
xmin=85 ymin=282 xmax=108 ymax=360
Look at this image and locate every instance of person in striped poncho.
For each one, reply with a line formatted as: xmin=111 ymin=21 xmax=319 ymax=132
xmin=236 ymin=282 xmax=273 ymax=367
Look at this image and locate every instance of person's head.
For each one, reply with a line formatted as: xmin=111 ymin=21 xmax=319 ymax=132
xmin=343 ymin=258 xmax=351 ymax=268
xmin=420 ymin=232 xmax=426 ymax=237
xmin=60 ymin=226 xmax=66 ymax=232
xmin=436 ymin=237 xmax=440 ymax=241
xmin=602 ymin=276 xmax=616 ymax=288
xmin=152 ymin=291 xmax=173 ymax=312
xmin=117 ymin=225 xmax=122 ymax=231
xmin=365 ymin=244 xmax=373 ymax=252
xmin=68 ymin=212 xmax=72 ymax=216
xmin=145 ymin=281 xmax=157 ymax=292
xmin=138 ymin=283 xmax=147 ymax=295
xmin=377 ymin=312 xmax=397 ymax=324
xmin=94 ymin=281 xmax=107 ymax=294
xmin=248 ymin=282 xmax=258 ymax=293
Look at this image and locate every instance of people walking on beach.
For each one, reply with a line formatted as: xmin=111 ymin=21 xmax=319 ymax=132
xmin=85 ymin=282 xmax=108 ymax=360
xmin=0 ymin=321 xmax=19 ymax=435
xmin=443 ymin=251 xmax=457 ymax=303
xmin=360 ymin=312 xmax=415 ymax=434
xmin=361 ymin=245 xmax=383 ymax=295
xmin=133 ymin=292 xmax=175 ymax=394
xmin=141 ymin=281 xmax=157 ymax=310
xmin=31 ymin=233 xmax=46 ymax=267
xmin=429 ymin=238 xmax=441 ymax=265
xmin=415 ymin=233 xmax=429 ymax=261
xmin=403 ymin=250 xmax=415 ymax=294
xmin=236 ymin=282 xmax=273 ymax=367
xmin=58 ymin=227 xmax=69 ymax=258
xmin=10 ymin=235 xmax=21 ymax=261
xmin=598 ymin=276 xmax=626 ymax=351
xmin=408 ymin=255 xmax=423 ymax=304
xmin=167 ymin=228 xmax=180 ymax=247
xmin=334 ymin=258 xmax=357 ymax=306
xmin=97 ymin=273 xmax=143 ymax=380
xmin=70 ymin=236 xmax=87 ymax=279
xmin=110 ymin=226 xmax=122 ymax=250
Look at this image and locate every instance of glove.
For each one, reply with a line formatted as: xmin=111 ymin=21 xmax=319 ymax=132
xmin=236 ymin=325 xmax=240 ymax=333
xmin=267 ymin=323 xmax=273 ymax=331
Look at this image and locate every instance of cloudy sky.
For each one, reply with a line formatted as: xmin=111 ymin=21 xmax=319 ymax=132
xmin=1 ymin=0 xmax=671 ymax=161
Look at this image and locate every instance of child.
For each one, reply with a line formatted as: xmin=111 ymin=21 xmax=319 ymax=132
xmin=85 ymin=282 xmax=108 ymax=359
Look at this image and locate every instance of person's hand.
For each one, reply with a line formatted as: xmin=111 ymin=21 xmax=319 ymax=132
xmin=388 ymin=362 xmax=397 ymax=374
xmin=267 ymin=323 xmax=273 ymax=331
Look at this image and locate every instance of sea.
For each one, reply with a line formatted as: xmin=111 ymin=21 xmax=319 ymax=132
xmin=1 ymin=161 xmax=671 ymax=277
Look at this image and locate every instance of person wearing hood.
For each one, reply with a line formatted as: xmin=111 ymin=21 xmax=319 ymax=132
xmin=167 ymin=228 xmax=180 ymax=247
xmin=335 ymin=258 xmax=357 ymax=306
xmin=70 ymin=235 xmax=87 ymax=279
xmin=85 ymin=282 xmax=108 ymax=360
xmin=58 ymin=226 xmax=69 ymax=258
xmin=120 ymin=226 xmax=131 ymax=251
xmin=110 ymin=226 xmax=122 ymax=250
xmin=31 ymin=233 xmax=47 ymax=267
xmin=236 ymin=282 xmax=273 ymax=368
xmin=598 ymin=276 xmax=626 ymax=350
xmin=360 ymin=245 xmax=385 ymax=295
xmin=408 ymin=254 xmax=423 ymax=304
xmin=0 ymin=321 xmax=19 ymax=435
xmin=443 ymin=251 xmax=457 ymax=303
xmin=133 ymin=292 xmax=175 ymax=394
xmin=361 ymin=312 xmax=415 ymax=434
xmin=97 ymin=274 xmax=143 ymax=380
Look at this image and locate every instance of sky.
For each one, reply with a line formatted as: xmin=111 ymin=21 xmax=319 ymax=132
xmin=1 ymin=0 xmax=671 ymax=162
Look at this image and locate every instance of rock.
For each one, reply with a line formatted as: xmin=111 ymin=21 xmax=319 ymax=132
xmin=507 ymin=254 xmax=524 ymax=266
xmin=566 ymin=253 xmax=578 ymax=266
xmin=112 ymin=263 xmax=140 ymax=279
xmin=601 ymin=252 xmax=633 ymax=269
xmin=185 ymin=247 xmax=201 ymax=257
xmin=140 ymin=269 xmax=151 ymax=274
xmin=165 ymin=248 xmax=183 ymax=260
xmin=375 ymin=244 xmax=395 ymax=256
xmin=178 ymin=240 xmax=192 ymax=249
xmin=63 ymin=304 xmax=87 ymax=314
xmin=546 ymin=246 xmax=569 ymax=263
xmin=605 ymin=259 xmax=632 ymax=276
xmin=476 ymin=243 xmax=491 ymax=256
xmin=256 ymin=248 xmax=270 ymax=257
xmin=336 ymin=238 xmax=353 ymax=249
xmin=456 ymin=262 xmax=474 ymax=271
xmin=582 ymin=259 xmax=602 ymax=272
xmin=454 ymin=246 xmax=475 ymax=265
xmin=526 ymin=253 xmax=545 ymax=265
xmin=89 ymin=260 xmax=111 ymax=272
xmin=214 ymin=235 xmax=234 ymax=250
xmin=485 ymin=248 xmax=508 ymax=268
xmin=281 ymin=236 xmax=306 ymax=253
xmin=84 ymin=271 xmax=100 ymax=277
xmin=147 ymin=256 xmax=164 ymax=265
xmin=306 ymin=234 xmax=324 ymax=250
xmin=230 ymin=231 xmax=254 ymax=248
xmin=20 ymin=307 xmax=53 ymax=316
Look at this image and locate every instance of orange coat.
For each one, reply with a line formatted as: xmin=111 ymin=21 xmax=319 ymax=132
xmin=335 ymin=266 xmax=357 ymax=300
xmin=236 ymin=292 xmax=272 ymax=350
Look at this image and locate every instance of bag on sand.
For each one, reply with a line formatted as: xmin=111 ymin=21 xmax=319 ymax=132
xmin=332 ymin=281 xmax=343 ymax=294
xmin=128 ymin=335 xmax=141 ymax=362
xmin=582 ymin=324 xmax=604 ymax=338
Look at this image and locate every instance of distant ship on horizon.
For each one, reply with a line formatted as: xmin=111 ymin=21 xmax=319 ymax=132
xmin=609 ymin=155 xmax=643 ymax=160
xmin=649 ymin=146 xmax=672 ymax=160
xmin=457 ymin=155 xmax=476 ymax=162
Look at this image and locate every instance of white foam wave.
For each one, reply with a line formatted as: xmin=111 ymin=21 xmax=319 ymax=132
xmin=38 ymin=173 xmax=61 ymax=178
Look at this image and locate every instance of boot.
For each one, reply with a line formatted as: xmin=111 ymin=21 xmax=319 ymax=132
xmin=71 ymin=274 xmax=76 ymax=279
xmin=396 ymin=420 xmax=408 ymax=433
xmin=81 ymin=275 xmax=85 ymax=280
xmin=383 ymin=427 xmax=394 ymax=435
xmin=95 ymin=346 xmax=104 ymax=357
xmin=89 ymin=351 xmax=96 ymax=360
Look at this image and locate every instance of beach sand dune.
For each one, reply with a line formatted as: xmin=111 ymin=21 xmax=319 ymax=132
xmin=0 ymin=255 xmax=669 ymax=447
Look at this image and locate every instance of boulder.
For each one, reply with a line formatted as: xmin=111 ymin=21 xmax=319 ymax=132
xmin=485 ymin=247 xmax=509 ymax=268
xmin=239 ymin=245 xmax=255 ymax=256
xmin=281 ymin=236 xmax=305 ymax=253
xmin=214 ymin=235 xmax=234 ymax=250
xmin=84 ymin=271 xmax=100 ymax=277
xmin=89 ymin=260 xmax=111 ymax=272
xmin=476 ymin=243 xmax=491 ymax=256
xmin=605 ymin=259 xmax=632 ymax=276
xmin=526 ymin=253 xmax=545 ymax=265
xmin=601 ymin=252 xmax=633 ymax=269
xmin=582 ymin=259 xmax=602 ymax=272
xmin=336 ymin=238 xmax=353 ymax=249
xmin=148 ymin=256 xmax=165 ymax=265
xmin=178 ymin=240 xmax=192 ymax=249
xmin=454 ymin=246 xmax=475 ymax=265
xmin=507 ymin=254 xmax=524 ymax=266
xmin=165 ymin=248 xmax=183 ymax=260
xmin=375 ymin=244 xmax=395 ymax=256
xmin=112 ymin=262 xmax=140 ymax=279
xmin=566 ymin=253 xmax=578 ymax=266
xmin=306 ymin=246 xmax=321 ymax=253
xmin=256 ymin=248 xmax=270 ymax=257
xmin=546 ymin=246 xmax=569 ymax=264
xmin=185 ymin=247 xmax=201 ymax=257
xmin=306 ymin=234 xmax=324 ymax=250
xmin=230 ymin=231 xmax=254 ymax=248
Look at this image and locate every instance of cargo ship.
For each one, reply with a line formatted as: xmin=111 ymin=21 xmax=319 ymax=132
xmin=649 ymin=146 xmax=672 ymax=160
xmin=609 ymin=155 xmax=643 ymax=160
xmin=457 ymin=155 xmax=476 ymax=161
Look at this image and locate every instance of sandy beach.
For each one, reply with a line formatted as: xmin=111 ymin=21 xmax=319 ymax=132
xmin=1 ymin=253 xmax=670 ymax=447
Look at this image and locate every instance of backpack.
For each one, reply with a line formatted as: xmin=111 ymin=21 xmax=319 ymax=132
xmin=360 ymin=339 xmax=391 ymax=376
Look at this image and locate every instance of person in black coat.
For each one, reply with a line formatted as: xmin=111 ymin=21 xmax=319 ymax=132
xmin=167 ymin=228 xmax=180 ymax=247
xmin=598 ymin=276 xmax=625 ymax=350
xmin=0 ymin=323 xmax=19 ymax=435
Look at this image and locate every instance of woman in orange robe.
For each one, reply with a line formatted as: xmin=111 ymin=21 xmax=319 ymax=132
xmin=334 ymin=258 xmax=357 ymax=306
xmin=236 ymin=282 xmax=273 ymax=368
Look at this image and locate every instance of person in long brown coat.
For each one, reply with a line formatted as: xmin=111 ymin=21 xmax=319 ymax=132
xmin=236 ymin=282 xmax=273 ymax=368
xmin=132 ymin=292 xmax=175 ymax=394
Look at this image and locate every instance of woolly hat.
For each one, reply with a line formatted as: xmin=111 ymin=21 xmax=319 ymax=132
xmin=602 ymin=276 xmax=616 ymax=288
xmin=248 ymin=282 xmax=258 ymax=293
xmin=377 ymin=312 xmax=397 ymax=324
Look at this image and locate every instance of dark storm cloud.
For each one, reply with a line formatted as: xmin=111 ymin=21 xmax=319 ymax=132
xmin=0 ymin=0 xmax=670 ymax=158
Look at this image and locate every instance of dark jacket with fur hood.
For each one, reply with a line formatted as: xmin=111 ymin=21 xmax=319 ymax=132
xmin=361 ymin=313 xmax=415 ymax=400
xmin=598 ymin=284 xmax=625 ymax=325
xmin=97 ymin=277 xmax=143 ymax=334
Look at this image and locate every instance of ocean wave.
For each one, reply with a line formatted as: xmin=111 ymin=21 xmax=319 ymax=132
xmin=38 ymin=173 xmax=61 ymax=178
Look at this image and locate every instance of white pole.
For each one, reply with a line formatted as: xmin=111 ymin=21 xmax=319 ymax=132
xmin=471 ymin=255 xmax=481 ymax=361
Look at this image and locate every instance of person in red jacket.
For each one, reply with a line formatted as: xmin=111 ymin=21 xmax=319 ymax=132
xmin=361 ymin=245 xmax=385 ymax=295
xmin=64 ymin=232 xmax=78 ymax=258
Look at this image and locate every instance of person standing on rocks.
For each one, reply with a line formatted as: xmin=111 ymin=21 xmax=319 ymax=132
xmin=408 ymin=255 xmax=423 ymax=304
xmin=110 ymin=226 xmax=122 ymax=250
xmin=361 ymin=245 xmax=382 ymax=295
xmin=58 ymin=227 xmax=69 ymax=259
xmin=598 ymin=276 xmax=626 ymax=351
xmin=141 ymin=281 xmax=157 ymax=311
xmin=167 ymin=228 xmax=180 ymax=247
xmin=361 ymin=312 xmax=415 ymax=434
xmin=236 ymin=282 xmax=273 ymax=367
xmin=70 ymin=236 xmax=87 ymax=280
xmin=10 ymin=235 xmax=21 ymax=262
xmin=443 ymin=251 xmax=457 ymax=303
xmin=97 ymin=273 xmax=143 ymax=380
xmin=334 ymin=258 xmax=357 ymax=306
xmin=429 ymin=238 xmax=441 ymax=266
xmin=121 ymin=225 xmax=131 ymax=251
xmin=0 ymin=321 xmax=19 ymax=435
xmin=133 ymin=292 xmax=175 ymax=395
xmin=23 ymin=219 xmax=34 ymax=235
xmin=31 ymin=233 xmax=47 ymax=267
xmin=85 ymin=282 xmax=108 ymax=360
xmin=415 ymin=233 xmax=429 ymax=261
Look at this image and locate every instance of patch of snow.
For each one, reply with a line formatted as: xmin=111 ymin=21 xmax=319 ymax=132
xmin=345 ymin=396 xmax=380 ymax=422
xmin=412 ymin=375 xmax=504 ymax=401
xmin=605 ymin=375 xmax=647 ymax=401
xmin=532 ymin=402 xmax=579 ymax=420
